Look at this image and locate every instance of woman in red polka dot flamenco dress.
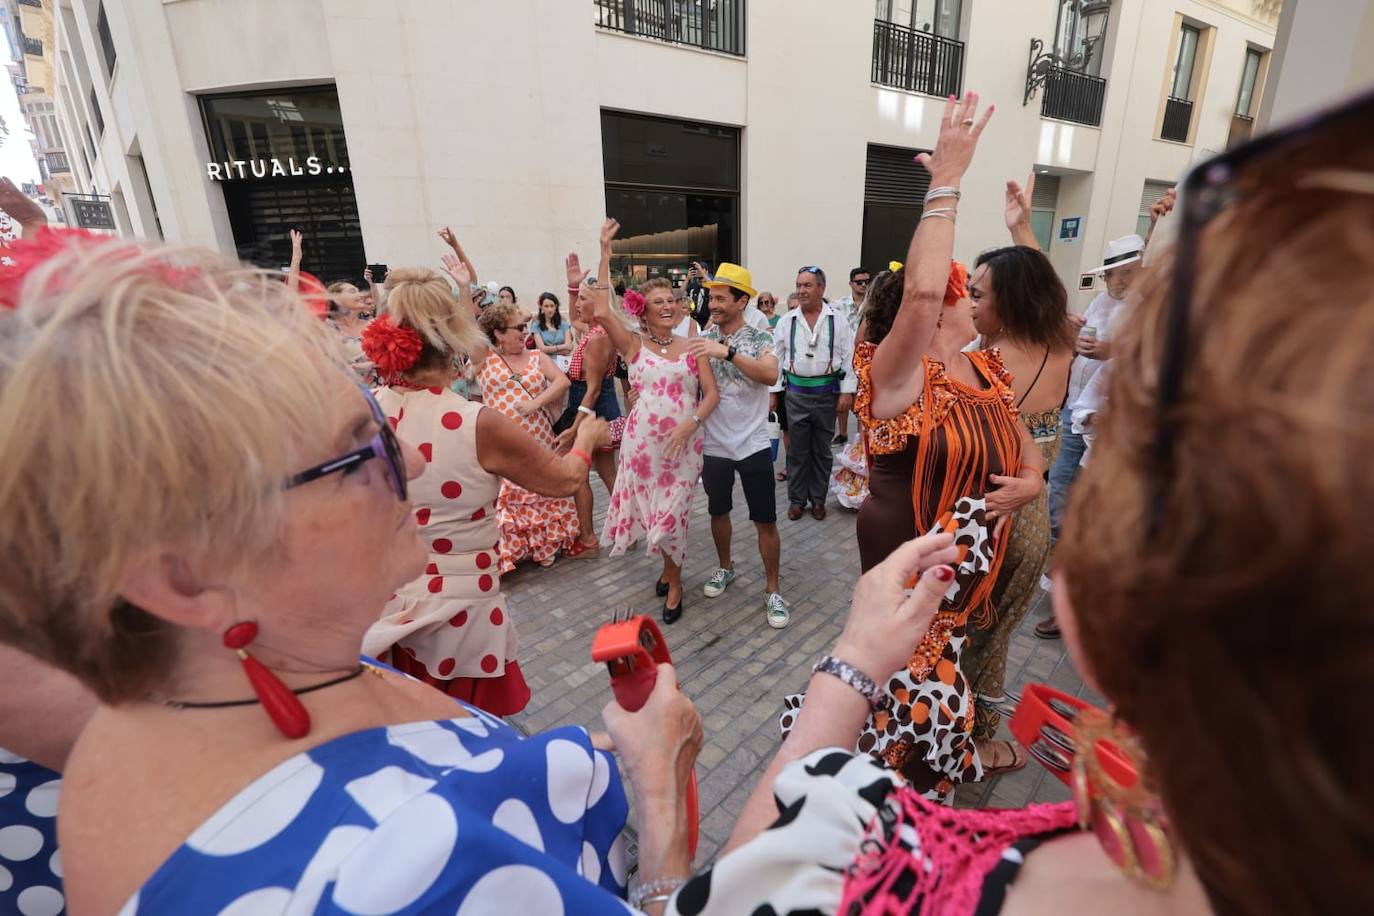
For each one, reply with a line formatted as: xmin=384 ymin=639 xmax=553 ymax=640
xmin=359 ymin=268 xmax=605 ymax=715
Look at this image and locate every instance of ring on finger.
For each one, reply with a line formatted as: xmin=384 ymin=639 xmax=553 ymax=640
xmin=961 ymin=118 xmax=976 ymax=126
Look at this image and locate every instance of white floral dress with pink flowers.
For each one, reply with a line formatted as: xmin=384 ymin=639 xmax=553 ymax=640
xmin=602 ymin=346 xmax=705 ymax=565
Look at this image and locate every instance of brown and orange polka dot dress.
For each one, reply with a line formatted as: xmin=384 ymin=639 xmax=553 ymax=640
xmin=363 ymin=386 xmax=530 ymax=716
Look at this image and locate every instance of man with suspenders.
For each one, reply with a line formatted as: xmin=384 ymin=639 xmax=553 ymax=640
xmin=770 ymin=266 xmax=856 ymax=521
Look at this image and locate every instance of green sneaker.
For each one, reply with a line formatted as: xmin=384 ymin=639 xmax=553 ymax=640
xmin=766 ymin=593 xmax=791 ymax=629
xmin=703 ymin=566 xmax=737 ymax=598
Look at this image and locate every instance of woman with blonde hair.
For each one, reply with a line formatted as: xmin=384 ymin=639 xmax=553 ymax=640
xmin=361 ymin=267 xmax=605 ymax=713
xmin=594 ymin=220 xmax=720 ymax=623
xmin=473 ymin=299 xmax=580 ymax=570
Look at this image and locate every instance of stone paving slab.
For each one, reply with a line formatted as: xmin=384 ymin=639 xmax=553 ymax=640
xmin=505 ymin=457 xmax=1098 ymax=866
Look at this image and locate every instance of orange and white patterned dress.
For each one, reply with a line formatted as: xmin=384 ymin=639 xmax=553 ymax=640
xmin=363 ymin=387 xmax=529 ymax=716
xmin=476 ymin=352 xmax=580 ymax=571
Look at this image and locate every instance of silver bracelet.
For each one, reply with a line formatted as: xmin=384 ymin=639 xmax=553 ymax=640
xmin=924 ymin=185 xmax=962 ymax=204
xmin=629 ymin=877 xmax=688 ymax=909
xmin=814 ymin=655 xmax=890 ymax=710
xmin=577 ymin=405 xmax=595 ymax=417
xmin=691 ymin=414 xmax=702 ymax=426
xmin=921 ymin=208 xmax=958 ymax=223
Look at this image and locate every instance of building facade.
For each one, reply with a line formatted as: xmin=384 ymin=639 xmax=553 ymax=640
xmin=4 ymin=0 xmax=77 ymax=219
xmin=47 ymin=0 xmax=1290 ymax=303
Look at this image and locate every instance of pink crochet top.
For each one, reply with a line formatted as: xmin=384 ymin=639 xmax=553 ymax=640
xmin=842 ymin=789 xmax=1078 ymax=914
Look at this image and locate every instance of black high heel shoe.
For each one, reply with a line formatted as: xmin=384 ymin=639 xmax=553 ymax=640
xmin=662 ymin=597 xmax=683 ymax=625
xmin=655 ymin=578 xmax=670 ymax=598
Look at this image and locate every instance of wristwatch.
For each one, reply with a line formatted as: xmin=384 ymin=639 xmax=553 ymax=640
xmin=725 ymin=344 xmax=738 ymax=362
xmin=813 ymin=655 xmax=890 ymax=711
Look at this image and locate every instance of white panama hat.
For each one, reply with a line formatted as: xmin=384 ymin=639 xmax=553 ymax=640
xmin=1088 ymin=234 xmax=1146 ymax=274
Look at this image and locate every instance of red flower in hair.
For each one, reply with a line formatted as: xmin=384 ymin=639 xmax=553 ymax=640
xmin=362 ymin=314 xmax=424 ymax=380
xmin=944 ymin=261 xmax=969 ymax=307
xmin=622 ymin=289 xmax=646 ymax=318
xmin=0 ymin=227 xmax=114 ymax=309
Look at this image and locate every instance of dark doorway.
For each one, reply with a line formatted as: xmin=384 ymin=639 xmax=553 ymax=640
xmin=201 ymin=86 xmax=365 ymax=284
xmin=601 ymin=110 xmax=740 ymax=286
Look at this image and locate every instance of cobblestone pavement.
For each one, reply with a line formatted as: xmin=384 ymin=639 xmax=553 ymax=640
xmin=505 ymin=458 xmax=1100 ymax=867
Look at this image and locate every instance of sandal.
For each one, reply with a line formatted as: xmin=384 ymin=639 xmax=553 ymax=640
xmin=1034 ymin=618 xmax=1062 ymax=639
xmin=538 ymin=555 xmax=557 ymax=568
xmin=562 ymin=539 xmax=599 ymax=561
xmin=978 ymin=739 xmax=1027 ymax=779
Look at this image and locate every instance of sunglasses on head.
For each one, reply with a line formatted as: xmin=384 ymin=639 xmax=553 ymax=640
xmin=287 ymin=385 xmax=407 ymax=501
xmin=797 ymin=265 xmax=826 ymax=283
xmin=1149 ymin=87 xmax=1374 ymax=542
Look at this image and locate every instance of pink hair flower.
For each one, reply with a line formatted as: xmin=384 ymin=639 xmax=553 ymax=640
xmin=622 ymin=289 xmax=646 ymax=318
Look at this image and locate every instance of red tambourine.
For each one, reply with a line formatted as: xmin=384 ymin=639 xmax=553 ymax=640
xmin=592 ymin=611 xmax=700 ymax=859
xmin=1009 ymin=683 xmax=1138 ymax=790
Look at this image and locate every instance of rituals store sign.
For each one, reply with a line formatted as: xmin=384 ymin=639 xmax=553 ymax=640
xmin=205 ymin=157 xmax=348 ymax=181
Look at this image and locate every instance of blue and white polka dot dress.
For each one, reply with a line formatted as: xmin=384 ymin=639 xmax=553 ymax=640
xmin=0 ymin=750 xmax=65 ymax=916
xmin=122 ymin=704 xmax=634 ymax=914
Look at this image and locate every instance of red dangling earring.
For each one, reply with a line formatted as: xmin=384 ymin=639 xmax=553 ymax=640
xmin=223 ymin=621 xmax=311 ymax=739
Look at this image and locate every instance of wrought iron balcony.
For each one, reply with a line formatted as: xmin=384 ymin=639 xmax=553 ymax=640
xmin=46 ymin=152 xmax=70 ymax=173
xmin=1161 ymin=95 xmax=1193 ymax=142
xmin=21 ymin=35 xmax=43 ymax=56
xmin=871 ymin=20 xmax=964 ymax=99
xmin=1040 ymin=65 xmax=1106 ymax=126
xmin=594 ymin=0 xmax=745 ymax=57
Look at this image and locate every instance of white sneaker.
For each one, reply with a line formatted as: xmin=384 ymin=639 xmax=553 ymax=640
xmin=1039 ymin=574 xmax=1053 ymax=593
xmin=766 ymin=593 xmax=791 ymax=629
xmin=703 ymin=567 xmax=736 ymax=598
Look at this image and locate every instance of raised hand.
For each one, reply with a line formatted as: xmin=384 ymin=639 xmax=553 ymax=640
xmin=565 ymin=252 xmax=590 ymax=289
xmin=437 ymin=227 xmax=460 ymax=251
xmin=1005 ymin=173 xmax=1034 ymax=232
xmin=289 ymin=229 xmax=304 ymax=259
xmin=832 ymin=532 xmax=960 ymax=681
xmin=0 ymin=177 xmax=46 ymax=231
xmin=363 ymin=266 xmax=373 ymax=284
xmin=914 ymin=91 xmax=995 ymax=186
xmin=599 ymin=218 xmax=621 ymax=253
xmin=1149 ymin=188 xmax=1177 ymax=232
xmin=441 ymin=253 xmax=472 ymax=288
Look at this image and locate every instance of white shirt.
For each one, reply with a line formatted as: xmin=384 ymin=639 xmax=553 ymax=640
xmin=743 ymin=304 xmax=770 ymax=332
xmin=771 ymin=304 xmax=857 ymax=394
xmin=1065 ymin=290 xmax=1127 ymax=426
xmin=832 ymin=294 xmax=865 ymax=333
xmin=701 ymin=324 xmax=778 ymax=460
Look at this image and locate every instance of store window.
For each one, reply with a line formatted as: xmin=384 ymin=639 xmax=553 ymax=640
xmin=601 ymin=111 xmax=740 ymax=285
xmin=861 ymin=143 xmax=931 ymax=272
xmin=201 ymin=86 xmax=363 ymax=281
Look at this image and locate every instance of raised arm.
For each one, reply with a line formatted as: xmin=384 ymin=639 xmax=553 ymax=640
xmin=0 ymin=176 xmax=48 ymax=241
xmin=592 ymin=218 xmax=638 ymax=359
xmin=286 ymin=229 xmax=304 ymax=295
xmin=438 ymin=226 xmax=480 ymax=288
xmin=1006 ymin=173 xmax=1040 ymax=250
xmin=870 ymin=92 xmax=993 ymax=420
xmin=721 ymin=532 xmax=960 ymax=854
xmin=476 ymin=407 xmax=606 ymax=496
xmin=441 ymin=254 xmax=485 ymax=324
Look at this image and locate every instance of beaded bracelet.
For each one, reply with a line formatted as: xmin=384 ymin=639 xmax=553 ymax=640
xmin=629 ymin=877 xmax=687 ymax=909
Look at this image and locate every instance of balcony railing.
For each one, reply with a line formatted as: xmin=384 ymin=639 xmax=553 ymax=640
xmin=1040 ymin=66 xmax=1106 ymax=126
xmin=871 ymin=20 xmax=964 ymax=99
xmin=17 ymin=0 xmax=43 ymax=7
xmin=21 ymin=35 xmax=42 ymax=56
xmin=1161 ymin=96 xmax=1193 ymax=142
xmin=46 ymin=152 xmax=70 ymax=174
xmin=595 ymin=0 xmax=745 ymax=57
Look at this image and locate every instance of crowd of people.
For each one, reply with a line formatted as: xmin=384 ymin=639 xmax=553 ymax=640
xmin=1 ymin=84 xmax=1372 ymax=916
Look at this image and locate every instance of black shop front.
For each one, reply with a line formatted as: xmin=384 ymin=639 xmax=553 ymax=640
xmin=200 ymin=86 xmax=365 ymax=283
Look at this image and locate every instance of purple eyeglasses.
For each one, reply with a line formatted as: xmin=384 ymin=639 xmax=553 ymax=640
xmin=287 ymin=386 xmax=407 ymax=501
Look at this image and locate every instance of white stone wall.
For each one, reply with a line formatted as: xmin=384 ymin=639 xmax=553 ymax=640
xmin=51 ymin=0 xmax=1290 ymax=309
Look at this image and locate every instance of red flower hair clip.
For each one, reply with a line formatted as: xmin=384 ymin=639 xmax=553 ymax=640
xmin=0 ymin=227 xmax=203 ymax=310
xmin=362 ymin=314 xmax=424 ymax=380
xmin=622 ymin=289 xmax=646 ymax=318
xmin=944 ymin=260 xmax=969 ymax=307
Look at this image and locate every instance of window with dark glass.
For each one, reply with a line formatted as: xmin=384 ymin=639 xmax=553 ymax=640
xmin=874 ymin=0 xmax=962 ymax=38
xmin=601 ymin=110 xmax=740 ymax=285
xmin=1236 ymin=47 xmax=1262 ymax=116
xmin=201 ymin=86 xmax=364 ymax=281
xmin=89 ymin=85 xmax=104 ymax=135
xmin=1171 ymin=24 xmax=1200 ymax=100
xmin=97 ymin=3 xmax=117 ymax=77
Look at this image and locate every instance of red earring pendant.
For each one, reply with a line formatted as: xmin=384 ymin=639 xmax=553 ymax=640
xmin=223 ymin=621 xmax=311 ymax=739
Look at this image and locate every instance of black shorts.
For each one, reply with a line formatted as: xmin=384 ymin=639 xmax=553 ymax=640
xmin=702 ymin=448 xmax=777 ymax=523
xmin=774 ymin=394 xmax=788 ymax=432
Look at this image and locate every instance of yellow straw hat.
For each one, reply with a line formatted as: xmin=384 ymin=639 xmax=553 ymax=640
xmin=702 ymin=262 xmax=757 ymax=299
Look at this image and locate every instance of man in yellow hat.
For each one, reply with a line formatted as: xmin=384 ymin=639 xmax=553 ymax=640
xmin=686 ymin=263 xmax=791 ymax=629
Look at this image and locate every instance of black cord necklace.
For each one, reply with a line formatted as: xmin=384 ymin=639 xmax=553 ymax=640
xmin=164 ymin=666 xmax=369 ymax=710
xmin=643 ymin=330 xmax=674 ymax=354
